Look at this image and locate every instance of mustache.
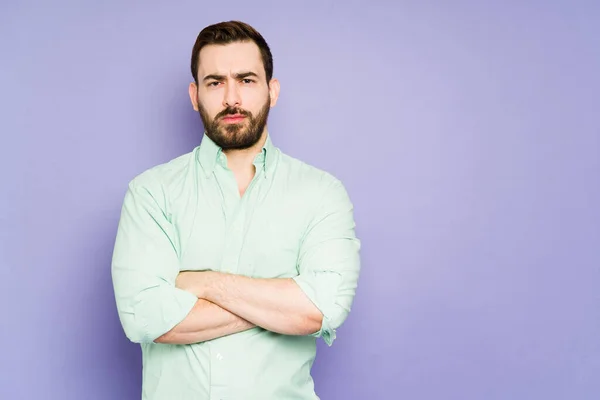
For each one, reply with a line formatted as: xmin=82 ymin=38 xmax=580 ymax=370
xmin=216 ymin=106 xmax=251 ymax=120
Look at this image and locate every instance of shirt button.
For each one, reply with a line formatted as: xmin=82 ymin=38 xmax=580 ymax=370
xmin=216 ymin=352 xmax=224 ymax=361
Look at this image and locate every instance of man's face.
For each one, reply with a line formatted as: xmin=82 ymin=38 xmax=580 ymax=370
xmin=189 ymin=41 xmax=279 ymax=150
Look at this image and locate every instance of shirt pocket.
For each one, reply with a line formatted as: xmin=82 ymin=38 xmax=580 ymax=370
xmin=177 ymin=205 xmax=227 ymax=273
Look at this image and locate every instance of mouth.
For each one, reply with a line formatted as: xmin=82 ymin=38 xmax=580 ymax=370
xmin=221 ymin=114 xmax=247 ymax=124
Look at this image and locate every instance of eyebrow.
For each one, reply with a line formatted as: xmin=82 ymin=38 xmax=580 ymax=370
xmin=202 ymin=71 xmax=260 ymax=82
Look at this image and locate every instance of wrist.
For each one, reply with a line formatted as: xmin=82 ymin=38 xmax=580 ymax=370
xmin=198 ymin=271 xmax=216 ymax=300
xmin=203 ymin=270 xmax=231 ymax=304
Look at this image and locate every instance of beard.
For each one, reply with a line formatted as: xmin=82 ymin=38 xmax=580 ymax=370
xmin=197 ymin=95 xmax=271 ymax=150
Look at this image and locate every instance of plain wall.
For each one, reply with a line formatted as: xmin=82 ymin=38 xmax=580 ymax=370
xmin=1 ymin=1 xmax=599 ymax=399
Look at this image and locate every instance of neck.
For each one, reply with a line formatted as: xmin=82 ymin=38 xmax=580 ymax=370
xmin=223 ymin=130 xmax=267 ymax=173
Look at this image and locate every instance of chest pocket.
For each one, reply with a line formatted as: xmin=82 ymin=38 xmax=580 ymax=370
xmin=176 ymin=197 xmax=227 ymax=273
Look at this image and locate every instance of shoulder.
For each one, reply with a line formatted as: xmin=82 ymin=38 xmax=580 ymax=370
xmin=124 ymin=149 xmax=198 ymax=209
xmin=128 ymin=150 xmax=195 ymax=190
xmin=277 ymin=151 xmax=351 ymax=205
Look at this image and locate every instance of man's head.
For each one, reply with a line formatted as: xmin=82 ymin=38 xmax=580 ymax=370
xmin=188 ymin=21 xmax=280 ymax=150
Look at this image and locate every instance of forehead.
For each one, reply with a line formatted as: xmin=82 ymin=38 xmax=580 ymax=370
xmin=198 ymin=41 xmax=264 ymax=77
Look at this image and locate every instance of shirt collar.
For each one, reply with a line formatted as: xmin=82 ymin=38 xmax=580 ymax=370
xmin=197 ymin=131 xmax=277 ymax=178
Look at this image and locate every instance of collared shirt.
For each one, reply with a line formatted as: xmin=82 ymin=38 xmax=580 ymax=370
xmin=111 ymin=132 xmax=361 ymax=400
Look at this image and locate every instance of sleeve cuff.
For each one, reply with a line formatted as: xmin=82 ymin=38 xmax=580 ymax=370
xmin=135 ymin=287 xmax=198 ymax=343
xmin=292 ymin=275 xmax=337 ymax=346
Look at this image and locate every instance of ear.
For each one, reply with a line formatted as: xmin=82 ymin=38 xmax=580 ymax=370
xmin=189 ymin=82 xmax=199 ymax=111
xmin=268 ymin=78 xmax=280 ymax=108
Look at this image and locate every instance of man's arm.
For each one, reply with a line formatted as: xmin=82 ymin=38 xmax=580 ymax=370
xmin=111 ymin=175 xmax=253 ymax=345
xmin=176 ymin=272 xmax=322 ymax=336
xmin=155 ymin=299 xmax=255 ymax=344
xmin=176 ymin=178 xmax=361 ymax=344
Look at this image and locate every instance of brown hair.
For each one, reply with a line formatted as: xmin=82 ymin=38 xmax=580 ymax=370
xmin=190 ymin=20 xmax=273 ymax=85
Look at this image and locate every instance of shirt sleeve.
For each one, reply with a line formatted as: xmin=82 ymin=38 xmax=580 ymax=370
xmin=111 ymin=178 xmax=198 ymax=344
xmin=292 ymin=179 xmax=361 ymax=346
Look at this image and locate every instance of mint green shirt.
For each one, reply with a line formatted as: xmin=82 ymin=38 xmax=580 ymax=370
xmin=111 ymin=133 xmax=361 ymax=399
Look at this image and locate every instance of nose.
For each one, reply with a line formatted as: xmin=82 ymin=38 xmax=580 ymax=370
xmin=223 ymin=80 xmax=241 ymax=108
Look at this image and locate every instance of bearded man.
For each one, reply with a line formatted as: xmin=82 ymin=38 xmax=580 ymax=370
xmin=111 ymin=20 xmax=361 ymax=400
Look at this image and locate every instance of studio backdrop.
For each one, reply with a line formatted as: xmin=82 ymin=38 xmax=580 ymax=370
xmin=1 ymin=1 xmax=599 ymax=399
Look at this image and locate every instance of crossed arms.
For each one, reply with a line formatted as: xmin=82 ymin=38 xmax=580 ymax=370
xmin=111 ymin=175 xmax=360 ymax=346
xmin=154 ymin=272 xmax=323 ymax=344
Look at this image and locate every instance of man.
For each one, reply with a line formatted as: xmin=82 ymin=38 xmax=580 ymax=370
xmin=111 ymin=20 xmax=361 ymax=399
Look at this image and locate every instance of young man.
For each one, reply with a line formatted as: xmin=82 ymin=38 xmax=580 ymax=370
xmin=111 ymin=20 xmax=361 ymax=399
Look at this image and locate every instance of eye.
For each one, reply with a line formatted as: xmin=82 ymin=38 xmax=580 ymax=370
xmin=207 ymin=81 xmax=220 ymax=87
xmin=241 ymin=78 xmax=255 ymax=84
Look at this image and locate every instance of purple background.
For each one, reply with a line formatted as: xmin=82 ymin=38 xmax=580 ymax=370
xmin=2 ymin=1 xmax=599 ymax=399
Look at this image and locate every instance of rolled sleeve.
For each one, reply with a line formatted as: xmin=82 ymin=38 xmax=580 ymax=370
xmin=292 ymin=179 xmax=361 ymax=346
xmin=111 ymin=178 xmax=197 ymax=344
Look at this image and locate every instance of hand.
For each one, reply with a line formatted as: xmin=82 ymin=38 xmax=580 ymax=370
xmin=175 ymin=271 xmax=193 ymax=292
xmin=176 ymin=270 xmax=217 ymax=299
